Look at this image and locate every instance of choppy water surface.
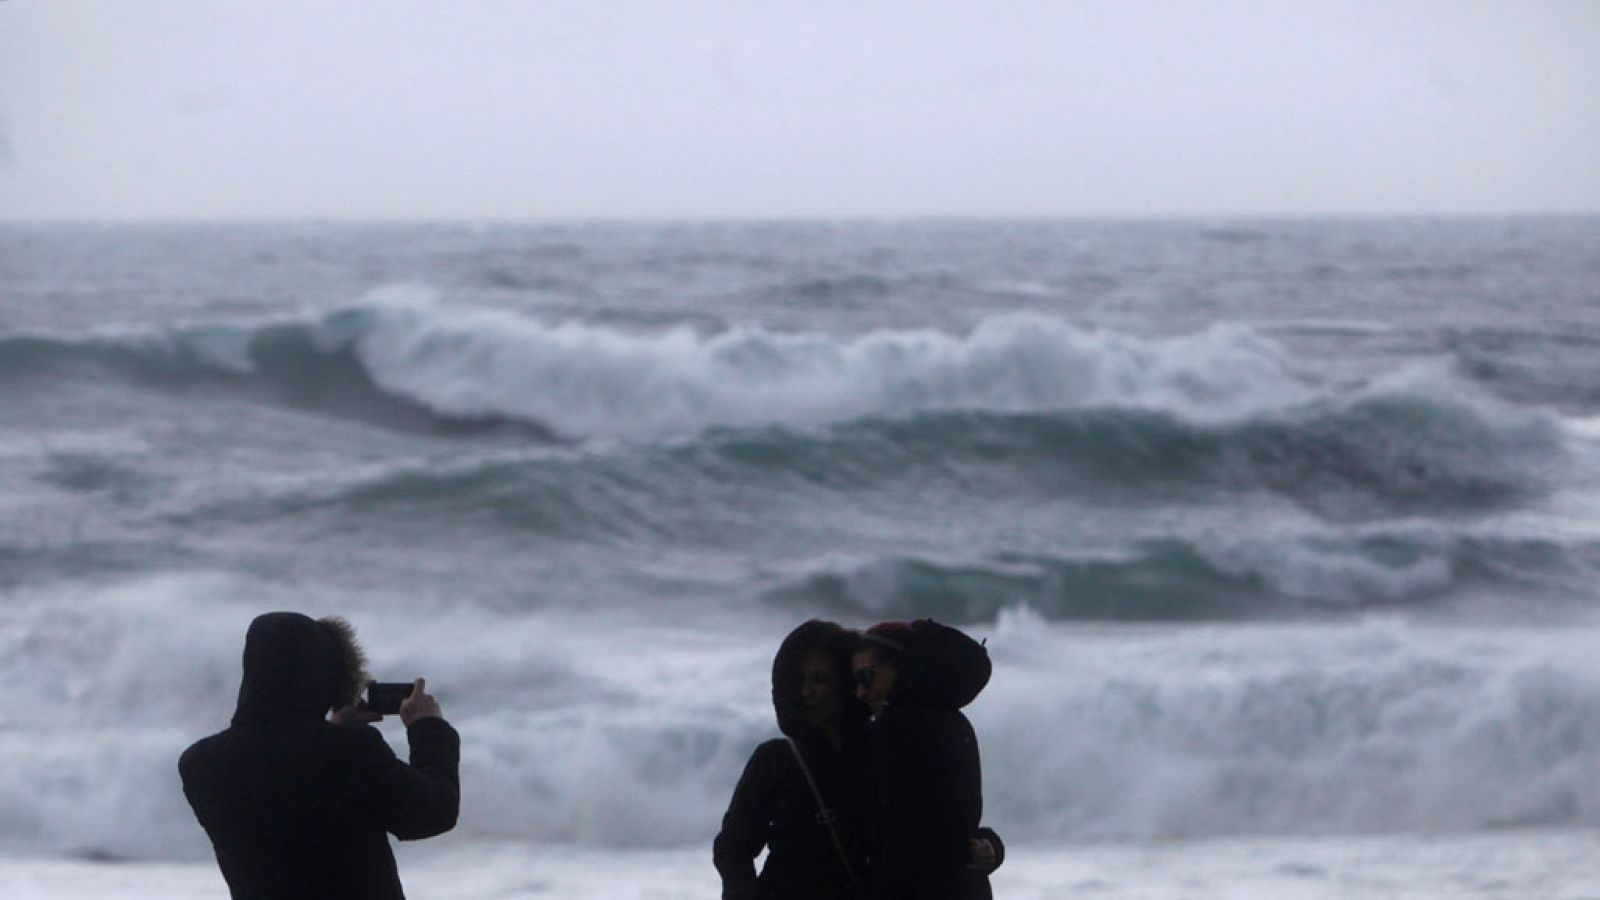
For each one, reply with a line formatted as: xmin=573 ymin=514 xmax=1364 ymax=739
xmin=3 ymin=220 xmax=1600 ymax=880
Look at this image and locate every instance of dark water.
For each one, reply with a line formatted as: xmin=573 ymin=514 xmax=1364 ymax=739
xmin=5 ymin=219 xmax=1597 ymax=616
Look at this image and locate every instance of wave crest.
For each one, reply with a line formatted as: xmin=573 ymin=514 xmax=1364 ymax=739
xmin=1 ymin=296 xmax=1312 ymax=438
xmin=762 ymin=531 xmax=1600 ymax=622
xmin=5 ymin=298 xmax=1568 ymax=525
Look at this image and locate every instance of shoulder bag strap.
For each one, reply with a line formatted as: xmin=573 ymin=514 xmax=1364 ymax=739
xmin=784 ymin=737 xmax=859 ymax=886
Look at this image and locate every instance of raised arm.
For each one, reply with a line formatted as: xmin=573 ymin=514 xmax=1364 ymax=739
xmin=354 ymin=678 xmax=461 ymax=840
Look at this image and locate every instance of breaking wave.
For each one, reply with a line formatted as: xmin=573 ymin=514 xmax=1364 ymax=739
xmin=9 ymin=581 xmax=1600 ymax=859
xmin=760 ymin=532 xmax=1600 ymax=622
xmin=175 ymin=390 xmax=1565 ymax=537
xmin=8 ymin=298 xmax=1566 ymax=522
xmin=976 ymin=610 xmax=1600 ymax=841
xmin=0 ymin=295 xmax=1312 ymax=438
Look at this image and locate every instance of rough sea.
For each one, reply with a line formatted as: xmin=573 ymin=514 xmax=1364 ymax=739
xmin=3 ymin=219 xmax=1600 ymax=898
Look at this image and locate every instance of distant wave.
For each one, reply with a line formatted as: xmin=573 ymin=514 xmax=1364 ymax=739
xmin=767 ymin=272 xmax=893 ymax=303
xmin=701 ymin=380 xmax=1564 ymax=518
xmin=171 ymin=391 xmax=1566 ymax=541
xmin=760 ymin=531 xmax=1600 ymax=622
xmin=0 ymin=310 xmax=556 ymax=440
xmin=0 ymin=294 xmax=1313 ymax=438
xmin=3 ymin=298 xmax=1569 ymax=513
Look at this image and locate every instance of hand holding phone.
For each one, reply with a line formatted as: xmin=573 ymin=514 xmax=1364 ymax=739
xmin=397 ymin=677 xmax=441 ymax=727
xmin=367 ymin=678 xmax=442 ymax=725
xmin=366 ymin=681 xmax=414 ymax=716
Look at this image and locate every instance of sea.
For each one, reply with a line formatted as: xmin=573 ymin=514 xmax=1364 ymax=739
xmin=2 ymin=218 xmax=1600 ymax=898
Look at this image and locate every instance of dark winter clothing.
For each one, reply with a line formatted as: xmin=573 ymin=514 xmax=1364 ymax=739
xmin=863 ymin=619 xmax=993 ymax=900
xmin=714 ymin=620 xmax=869 ymax=900
xmin=179 ymin=612 xmax=459 ymax=900
xmin=715 ymin=735 xmax=866 ymax=900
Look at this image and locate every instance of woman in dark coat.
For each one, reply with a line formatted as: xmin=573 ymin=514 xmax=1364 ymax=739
xmin=714 ymin=620 xmax=870 ymax=900
xmin=853 ymin=619 xmax=997 ymax=900
xmin=715 ymin=620 xmax=1004 ymax=900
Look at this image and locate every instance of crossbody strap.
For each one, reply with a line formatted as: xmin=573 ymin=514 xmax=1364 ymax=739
xmin=784 ymin=737 xmax=859 ymax=885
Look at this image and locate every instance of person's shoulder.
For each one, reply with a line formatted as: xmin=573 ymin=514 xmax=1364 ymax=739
xmin=736 ymin=737 xmax=793 ymax=777
xmin=178 ymin=726 xmax=235 ymax=766
xmin=178 ymin=728 xmax=251 ymax=791
xmin=180 ymin=729 xmax=222 ymax=753
xmin=751 ymin=737 xmax=791 ymax=763
xmin=735 ymin=738 xmax=800 ymax=790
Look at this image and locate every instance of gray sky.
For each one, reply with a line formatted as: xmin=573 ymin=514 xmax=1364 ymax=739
xmin=2 ymin=0 xmax=1597 ymax=219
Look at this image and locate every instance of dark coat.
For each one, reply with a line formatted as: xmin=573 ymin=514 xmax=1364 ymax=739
xmin=714 ymin=735 xmax=867 ymax=900
xmin=179 ymin=612 xmax=460 ymax=900
xmin=863 ymin=620 xmax=994 ymax=900
xmin=714 ymin=620 xmax=869 ymax=900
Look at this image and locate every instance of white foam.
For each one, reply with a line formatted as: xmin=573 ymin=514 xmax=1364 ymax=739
xmin=1567 ymin=415 xmax=1600 ymax=443
xmin=12 ymin=572 xmax=1600 ymax=860
xmin=980 ymin=611 xmax=1600 ymax=840
xmin=5 ymin=829 xmax=1600 ymax=900
xmin=1198 ymin=537 xmax=1457 ymax=606
xmin=335 ymin=297 xmax=1315 ymax=438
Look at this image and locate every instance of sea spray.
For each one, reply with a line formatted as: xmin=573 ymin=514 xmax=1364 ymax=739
xmin=10 ymin=586 xmax=1600 ymax=858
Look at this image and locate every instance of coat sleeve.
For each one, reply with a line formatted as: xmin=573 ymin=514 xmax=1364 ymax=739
xmin=974 ymin=825 xmax=1005 ymax=871
xmin=352 ymin=717 xmax=461 ymax=841
xmin=713 ymin=743 xmax=778 ymax=900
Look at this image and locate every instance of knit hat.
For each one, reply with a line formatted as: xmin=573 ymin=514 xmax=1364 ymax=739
xmin=863 ymin=621 xmax=914 ymax=654
xmin=865 ymin=619 xmax=991 ymax=709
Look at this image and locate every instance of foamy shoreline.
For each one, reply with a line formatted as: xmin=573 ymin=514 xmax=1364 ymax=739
xmin=5 ymin=830 xmax=1599 ymax=899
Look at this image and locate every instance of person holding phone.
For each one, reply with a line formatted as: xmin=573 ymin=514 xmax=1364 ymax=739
xmin=179 ymin=612 xmax=459 ymax=900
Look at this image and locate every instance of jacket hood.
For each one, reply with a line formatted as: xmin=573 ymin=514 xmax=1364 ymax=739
xmin=771 ymin=619 xmax=860 ymax=740
xmin=232 ymin=612 xmax=368 ymax=726
xmin=883 ymin=619 xmax=991 ymax=710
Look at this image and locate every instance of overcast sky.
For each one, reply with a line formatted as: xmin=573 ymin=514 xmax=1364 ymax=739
xmin=2 ymin=1 xmax=1597 ymax=219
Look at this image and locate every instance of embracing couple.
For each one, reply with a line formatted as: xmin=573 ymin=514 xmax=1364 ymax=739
xmin=715 ymin=619 xmax=1001 ymax=900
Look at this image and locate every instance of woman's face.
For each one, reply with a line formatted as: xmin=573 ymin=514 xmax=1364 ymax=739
xmin=799 ymin=651 xmax=841 ymax=724
xmin=852 ymin=648 xmax=896 ymax=717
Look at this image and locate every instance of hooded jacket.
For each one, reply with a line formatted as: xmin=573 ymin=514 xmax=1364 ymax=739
xmin=713 ymin=620 xmax=870 ymax=900
xmin=179 ymin=612 xmax=460 ymax=900
xmin=863 ymin=619 xmax=993 ymax=900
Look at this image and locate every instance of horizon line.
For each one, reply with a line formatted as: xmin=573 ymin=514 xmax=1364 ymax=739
xmin=3 ymin=210 xmax=1598 ymax=226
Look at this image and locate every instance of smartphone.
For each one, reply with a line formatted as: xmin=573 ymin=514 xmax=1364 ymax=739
xmin=366 ymin=681 xmax=414 ymax=716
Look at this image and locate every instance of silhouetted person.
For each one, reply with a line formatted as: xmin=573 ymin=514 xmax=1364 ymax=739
xmin=715 ymin=619 xmax=1003 ymax=900
xmin=179 ymin=612 xmax=459 ymax=900
xmin=854 ymin=620 xmax=995 ymax=900
xmin=715 ymin=620 xmax=871 ymax=899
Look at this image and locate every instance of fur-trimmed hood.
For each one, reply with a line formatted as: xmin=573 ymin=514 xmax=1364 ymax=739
xmin=231 ymin=612 xmax=368 ymax=726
